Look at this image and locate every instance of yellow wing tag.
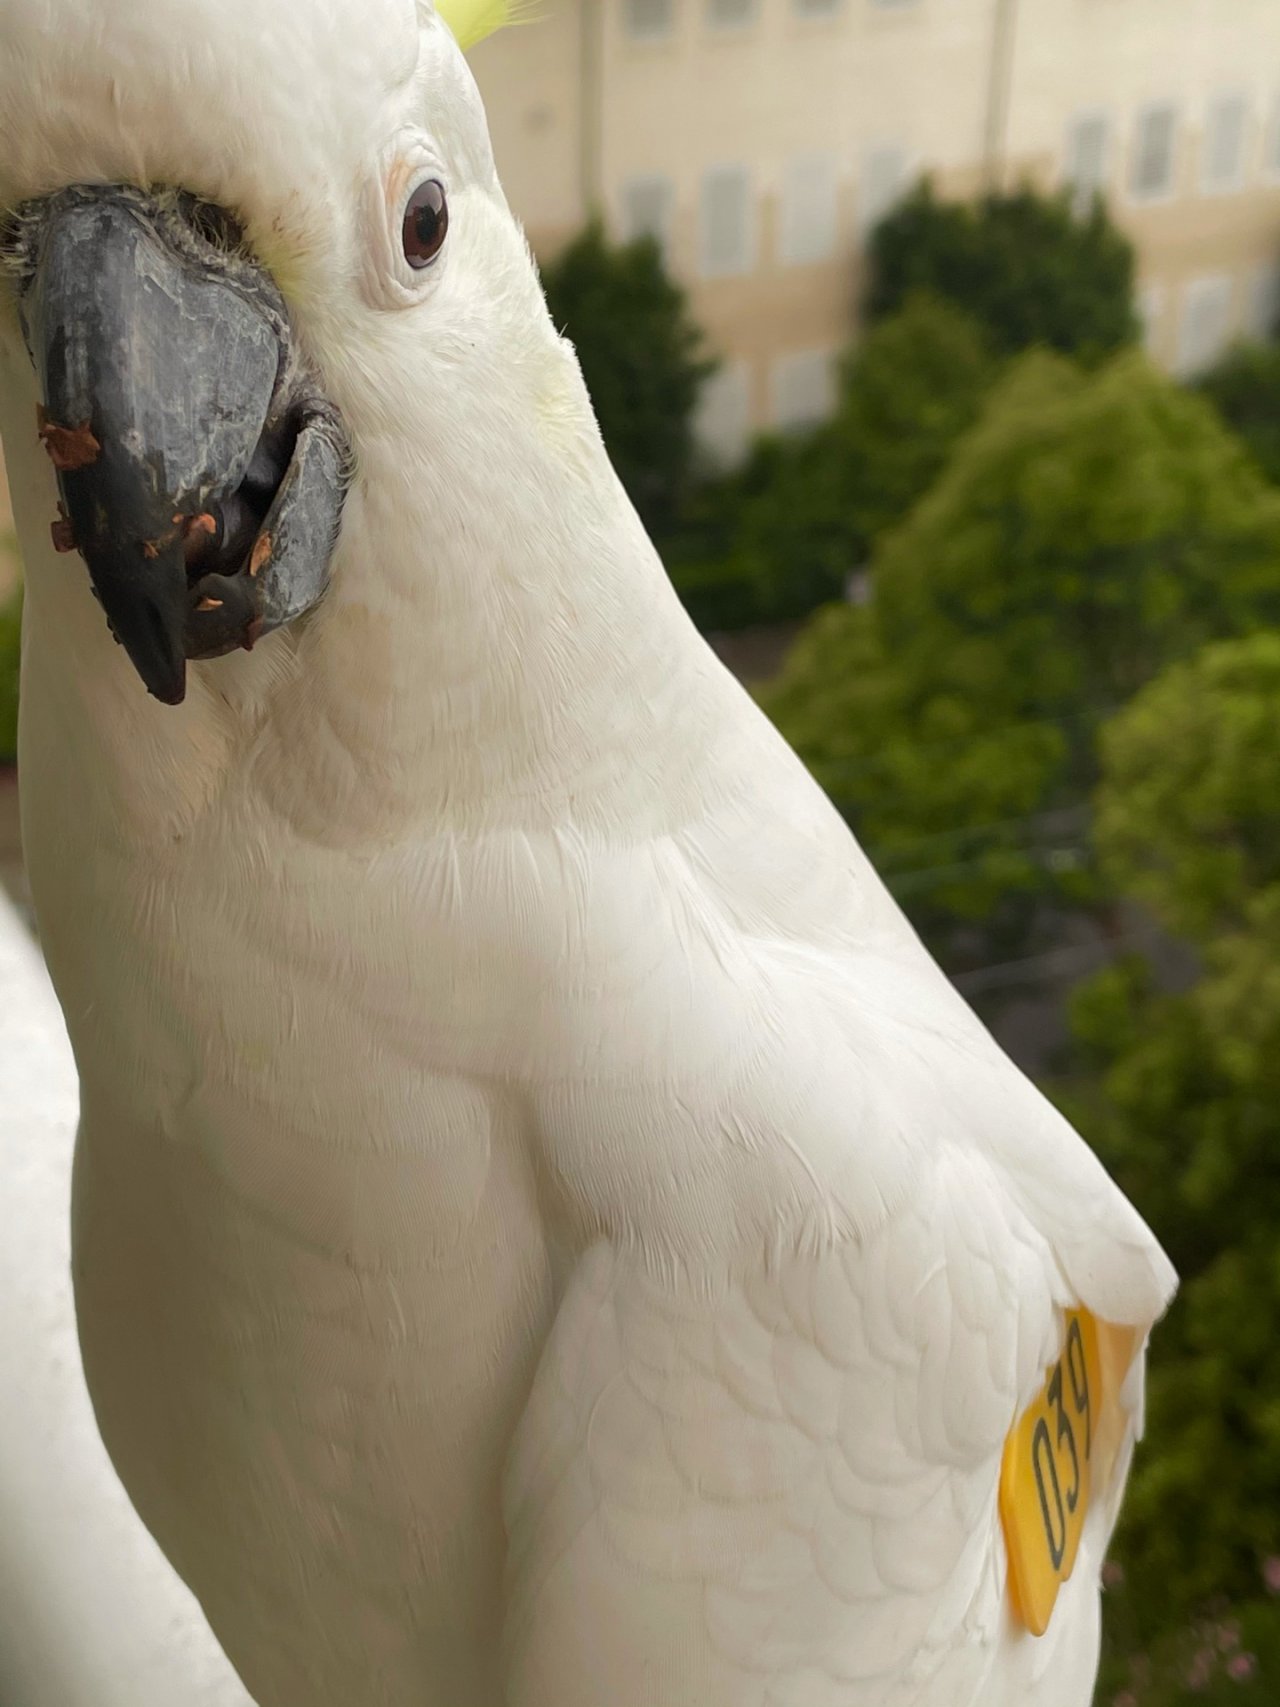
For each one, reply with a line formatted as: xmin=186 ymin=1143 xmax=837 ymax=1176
xmin=999 ymin=1309 xmax=1136 ymax=1637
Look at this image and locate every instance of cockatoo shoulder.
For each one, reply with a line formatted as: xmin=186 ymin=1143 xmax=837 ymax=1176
xmin=502 ymin=681 xmax=1172 ymax=1707
xmin=519 ymin=673 xmax=1171 ymax=1314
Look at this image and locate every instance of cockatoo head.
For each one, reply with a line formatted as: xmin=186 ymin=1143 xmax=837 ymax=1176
xmin=0 ymin=0 xmax=595 ymax=710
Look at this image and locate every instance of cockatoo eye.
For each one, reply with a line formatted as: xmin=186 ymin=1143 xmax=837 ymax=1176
xmin=401 ymin=180 xmax=448 ymax=269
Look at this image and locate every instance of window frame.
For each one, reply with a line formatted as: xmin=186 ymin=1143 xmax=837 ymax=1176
xmin=1201 ymin=91 xmax=1250 ymax=196
xmin=1138 ymin=282 xmax=1167 ymax=356
xmin=778 ymin=153 xmax=840 ymax=268
xmin=1248 ymin=263 xmax=1280 ymax=341
xmin=623 ymin=0 xmax=675 ymax=44
xmin=695 ymin=361 xmax=753 ymax=466
xmin=1129 ymin=100 xmax=1180 ymax=205
xmin=1262 ymin=94 xmax=1280 ymax=181
xmin=790 ymin=0 xmax=845 ymax=22
xmin=1177 ymin=273 xmax=1235 ymax=376
xmin=706 ymin=0 xmax=759 ymax=31
xmin=699 ymin=163 xmax=756 ymax=279
xmin=620 ymin=173 xmax=676 ymax=261
xmin=858 ymin=142 xmax=910 ymax=234
xmin=1064 ymin=108 xmax=1112 ymax=210
xmin=771 ymin=348 xmax=838 ymax=432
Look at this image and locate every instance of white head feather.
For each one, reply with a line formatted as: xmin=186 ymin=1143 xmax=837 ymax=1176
xmin=0 ymin=0 xmax=686 ymax=848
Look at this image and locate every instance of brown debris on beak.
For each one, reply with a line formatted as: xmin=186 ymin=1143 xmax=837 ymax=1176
xmin=36 ymin=404 xmax=101 ymax=472
xmin=50 ymin=503 xmax=77 ymax=554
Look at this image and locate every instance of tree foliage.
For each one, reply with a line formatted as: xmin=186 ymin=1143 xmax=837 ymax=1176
xmin=866 ymin=181 xmax=1140 ymax=363
xmin=1072 ymin=928 xmax=1280 ymax=1629
xmin=1095 ymin=634 xmax=1280 ymax=940
xmin=828 ymin=293 xmax=997 ymax=543
xmin=1197 ymin=339 xmax=1280 ymax=488
xmin=540 ymin=223 xmax=715 ymax=541
xmin=1061 ymin=636 xmax=1280 ymax=1692
xmin=670 ymin=294 xmax=995 ymax=627
xmin=763 ymin=351 xmax=1280 ymax=944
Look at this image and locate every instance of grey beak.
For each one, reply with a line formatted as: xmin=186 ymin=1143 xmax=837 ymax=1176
xmin=19 ymin=185 xmax=348 ymax=704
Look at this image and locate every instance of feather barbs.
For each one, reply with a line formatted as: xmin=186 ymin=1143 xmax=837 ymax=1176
xmin=436 ymin=0 xmax=528 ymax=50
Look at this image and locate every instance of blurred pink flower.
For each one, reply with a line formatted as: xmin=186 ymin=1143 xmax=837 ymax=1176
xmin=1227 ymin=1652 xmax=1258 ymax=1682
xmin=1263 ymin=1555 xmax=1280 ymax=1596
xmin=1112 ymin=1693 xmax=1136 ymax=1707
xmin=1217 ymin=1620 xmax=1242 ymax=1653
xmin=1103 ymin=1561 xmax=1125 ymax=1589
xmin=1188 ymin=1647 xmax=1213 ymax=1689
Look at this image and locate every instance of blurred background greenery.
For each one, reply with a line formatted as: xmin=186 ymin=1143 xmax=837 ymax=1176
xmin=3 ymin=182 xmax=1280 ymax=1704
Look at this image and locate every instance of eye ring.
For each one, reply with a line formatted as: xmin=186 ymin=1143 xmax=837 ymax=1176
xmin=402 ymin=179 xmax=448 ymax=270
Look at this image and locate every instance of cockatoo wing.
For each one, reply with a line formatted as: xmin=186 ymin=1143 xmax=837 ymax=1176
xmin=503 ymin=930 xmax=1173 ymax=1707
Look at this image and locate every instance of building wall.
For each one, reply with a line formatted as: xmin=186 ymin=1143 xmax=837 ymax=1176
xmin=1 ymin=1 xmax=1278 ymax=523
xmin=471 ymin=0 xmax=1280 ymax=458
xmin=1003 ymin=0 xmax=1280 ymax=373
xmin=471 ymin=1 xmax=589 ymax=245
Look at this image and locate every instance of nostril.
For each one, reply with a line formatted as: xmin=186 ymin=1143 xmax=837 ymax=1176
xmin=180 ymin=194 xmax=245 ymax=255
xmin=0 ymin=206 xmax=22 ymax=258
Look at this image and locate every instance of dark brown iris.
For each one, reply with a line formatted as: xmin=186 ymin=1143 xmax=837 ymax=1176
xmin=402 ymin=180 xmax=448 ymax=269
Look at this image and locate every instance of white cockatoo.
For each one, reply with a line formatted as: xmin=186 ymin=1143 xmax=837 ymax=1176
xmin=0 ymin=1 xmax=1175 ymax=1703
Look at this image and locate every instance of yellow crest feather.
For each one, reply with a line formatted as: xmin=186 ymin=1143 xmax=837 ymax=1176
xmin=436 ymin=0 xmax=522 ymax=50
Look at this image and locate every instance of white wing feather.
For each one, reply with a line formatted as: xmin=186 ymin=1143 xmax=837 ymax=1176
xmin=504 ymin=1148 xmax=1137 ymax=1706
xmin=504 ymin=690 xmax=1173 ymax=1707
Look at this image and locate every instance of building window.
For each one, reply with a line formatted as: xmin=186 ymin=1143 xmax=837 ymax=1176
xmin=707 ymin=0 xmax=758 ymax=27
xmin=1065 ymin=112 xmax=1110 ymax=209
xmin=858 ymin=144 xmax=908 ymax=233
xmin=621 ymin=175 xmax=675 ymax=260
xmin=696 ymin=362 xmax=752 ymax=465
xmin=624 ymin=0 xmax=673 ymax=41
xmin=1203 ymin=93 xmax=1249 ymax=194
xmin=1139 ymin=284 xmax=1166 ymax=355
xmin=1266 ymin=97 xmax=1280 ymax=177
xmin=1248 ymin=265 xmax=1280 ymax=340
xmin=792 ymin=0 xmax=843 ymax=18
xmin=1177 ymin=275 xmax=1234 ymax=375
xmin=700 ymin=165 xmax=754 ymax=277
xmin=772 ymin=349 xmax=836 ymax=430
xmin=779 ymin=155 xmax=838 ymax=266
xmin=1130 ymin=103 xmax=1178 ymax=201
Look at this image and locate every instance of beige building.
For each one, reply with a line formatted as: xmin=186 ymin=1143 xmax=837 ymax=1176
xmin=3 ymin=0 xmax=1280 ymax=535
xmin=472 ymin=0 xmax=1280 ymax=459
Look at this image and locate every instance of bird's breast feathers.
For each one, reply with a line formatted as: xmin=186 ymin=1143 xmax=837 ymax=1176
xmin=57 ymin=787 xmax=1173 ymax=1705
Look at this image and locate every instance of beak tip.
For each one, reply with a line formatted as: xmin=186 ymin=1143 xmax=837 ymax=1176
xmin=147 ymin=671 xmax=188 ymax=707
xmin=92 ymin=566 xmax=190 ymax=708
xmin=133 ymin=639 xmax=188 ymax=705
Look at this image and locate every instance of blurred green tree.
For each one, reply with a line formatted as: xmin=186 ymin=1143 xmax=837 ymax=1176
xmin=1198 ymin=339 xmax=1280 ymax=488
xmin=1062 ymin=635 xmax=1280 ymax=1692
xmin=540 ymin=222 xmax=715 ymax=540
xmin=866 ymin=181 xmax=1140 ymax=363
xmin=669 ymin=294 xmax=996 ymax=626
xmin=1094 ymin=633 xmax=1280 ymax=939
xmin=762 ymin=351 xmax=1280 ymax=953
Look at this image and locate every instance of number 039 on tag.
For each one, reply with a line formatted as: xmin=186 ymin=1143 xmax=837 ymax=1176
xmin=999 ymin=1309 xmax=1107 ymax=1637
